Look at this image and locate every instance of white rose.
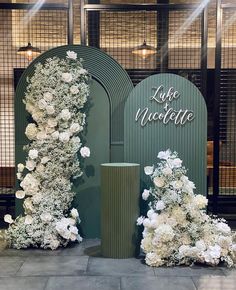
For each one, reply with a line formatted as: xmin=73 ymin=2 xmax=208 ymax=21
xmin=168 ymin=158 xmax=182 ymax=168
xmin=78 ymin=68 xmax=87 ymax=75
xmin=51 ymin=131 xmax=59 ymax=140
xmin=142 ymin=189 xmax=150 ymax=200
xmin=41 ymin=156 xmax=50 ymax=164
xmin=144 ymin=166 xmax=154 ymax=176
xmin=147 ymin=209 xmax=155 ymax=218
xmin=69 ymin=123 xmax=81 ymax=134
xmin=32 ymin=111 xmax=44 ymax=122
xmin=136 ymin=216 xmax=145 ymax=225
xmin=36 ymin=164 xmax=45 ymax=173
xmin=26 ymin=160 xmax=36 ymax=171
xmin=15 ymin=190 xmax=25 ymax=199
xmin=45 ymin=126 xmax=55 ymax=134
xmin=26 ymin=102 xmax=34 ymax=114
xmin=70 ymin=233 xmax=77 ymax=241
xmin=25 ymin=123 xmax=38 ymax=140
xmin=216 ymin=222 xmax=231 ymax=234
xmin=46 ymin=105 xmax=55 ymax=115
xmin=47 ymin=119 xmax=57 ymax=128
xmin=20 ymin=173 xmax=39 ymax=194
xmin=36 ymin=131 xmax=47 ymax=140
xmin=179 ymin=245 xmax=190 ymax=257
xmin=43 ymin=92 xmax=53 ymax=102
xmin=71 ymin=208 xmax=79 ymax=219
xmin=196 ymin=240 xmax=206 ymax=251
xmin=153 ymin=176 xmax=165 ymax=188
xmin=28 ymin=149 xmax=38 ymax=159
xmin=62 ymin=72 xmax=73 ymax=83
xmin=17 ymin=163 xmax=25 ymax=172
xmin=38 ymin=99 xmax=47 ymax=109
xmin=171 ymin=180 xmax=183 ymax=189
xmin=59 ymin=132 xmax=70 ymax=143
xmin=23 ymin=198 xmax=34 ymax=212
xmin=66 ymin=50 xmax=77 ymax=60
xmin=80 ymin=146 xmax=90 ymax=158
xmin=70 ymin=85 xmax=79 ymax=95
xmin=4 ymin=214 xmax=14 ymax=224
xmin=25 ymin=215 xmax=33 ymax=225
xmin=162 ymin=167 xmax=172 ymax=175
xmin=69 ymin=225 xmax=78 ymax=235
xmin=155 ymin=200 xmax=165 ymax=211
xmin=194 ymin=195 xmax=208 ymax=209
xmin=40 ymin=212 xmax=52 ymax=223
xmin=60 ymin=109 xmax=71 ymax=121
xmin=157 ymin=149 xmax=171 ymax=160
xmin=16 ymin=173 xmax=22 ymax=180
xmin=143 ymin=218 xmax=151 ymax=228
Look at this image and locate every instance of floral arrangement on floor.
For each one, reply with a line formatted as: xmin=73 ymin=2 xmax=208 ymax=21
xmin=137 ymin=149 xmax=236 ymax=267
xmin=4 ymin=50 xmax=90 ymax=249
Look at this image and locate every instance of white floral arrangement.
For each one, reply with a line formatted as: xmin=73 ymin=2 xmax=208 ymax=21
xmin=4 ymin=51 xmax=90 ymax=249
xmin=138 ymin=149 xmax=236 ymax=267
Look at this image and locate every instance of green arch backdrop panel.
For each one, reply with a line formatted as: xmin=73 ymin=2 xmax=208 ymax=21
xmin=124 ymin=73 xmax=207 ymax=195
xmin=15 ymin=45 xmax=133 ymax=238
xmin=16 ymin=45 xmax=134 ymax=161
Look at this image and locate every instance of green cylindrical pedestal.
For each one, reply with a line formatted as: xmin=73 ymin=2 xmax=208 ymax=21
xmin=101 ymin=163 xmax=140 ymax=258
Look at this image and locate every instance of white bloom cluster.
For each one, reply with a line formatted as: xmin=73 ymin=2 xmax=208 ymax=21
xmin=5 ymin=51 xmax=90 ymax=250
xmin=139 ymin=149 xmax=236 ymax=267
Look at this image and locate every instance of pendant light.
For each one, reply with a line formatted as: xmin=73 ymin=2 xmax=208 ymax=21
xmin=132 ymin=9 xmax=156 ymax=59
xmin=17 ymin=42 xmax=41 ymax=60
xmin=17 ymin=12 xmax=41 ymax=61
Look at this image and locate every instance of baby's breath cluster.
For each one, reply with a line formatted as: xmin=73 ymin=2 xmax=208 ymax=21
xmin=138 ymin=149 xmax=236 ymax=267
xmin=5 ymin=51 xmax=90 ymax=249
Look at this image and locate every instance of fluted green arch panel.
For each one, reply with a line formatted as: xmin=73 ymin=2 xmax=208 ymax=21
xmin=16 ymin=45 xmax=134 ymax=160
xmin=124 ymin=73 xmax=207 ymax=195
xmin=15 ymin=45 xmax=133 ymax=237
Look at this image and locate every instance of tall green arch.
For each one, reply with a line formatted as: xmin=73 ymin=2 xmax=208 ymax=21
xmin=15 ymin=45 xmax=133 ymax=237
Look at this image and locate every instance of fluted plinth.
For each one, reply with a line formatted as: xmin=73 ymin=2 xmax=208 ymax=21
xmin=101 ymin=163 xmax=140 ymax=258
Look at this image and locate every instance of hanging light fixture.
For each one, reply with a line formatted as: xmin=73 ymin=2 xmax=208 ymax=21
xmin=17 ymin=12 xmax=41 ymax=61
xmin=17 ymin=42 xmax=41 ymax=60
xmin=132 ymin=9 xmax=156 ymax=59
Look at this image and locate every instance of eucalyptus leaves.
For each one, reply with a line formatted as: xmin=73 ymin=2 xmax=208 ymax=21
xmin=5 ymin=51 xmax=90 ymax=249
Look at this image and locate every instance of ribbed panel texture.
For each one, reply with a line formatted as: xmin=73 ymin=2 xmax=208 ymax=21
xmin=101 ymin=164 xmax=140 ymax=258
xmin=124 ymin=73 xmax=207 ymax=195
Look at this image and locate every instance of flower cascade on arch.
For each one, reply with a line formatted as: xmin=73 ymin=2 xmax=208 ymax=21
xmin=138 ymin=149 xmax=236 ymax=267
xmin=5 ymin=50 xmax=90 ymax=249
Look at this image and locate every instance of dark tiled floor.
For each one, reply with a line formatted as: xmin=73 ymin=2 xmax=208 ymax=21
xmin=0 ymin=239 xmax=235 ymax=290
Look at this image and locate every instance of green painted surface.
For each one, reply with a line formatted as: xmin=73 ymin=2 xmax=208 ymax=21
xmin=101 ymin=164 xmax=140 ymax=258
xmin=124 ymin=73 xmax=207 ymax=195
xmin=15 ymin=45 xmax=133 ymax=238
xmin=72 ymin=79 xmax=110 ymax=238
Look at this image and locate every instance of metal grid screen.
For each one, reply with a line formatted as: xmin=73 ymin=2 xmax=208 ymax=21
xmin=88 ymin=8 xmax=203 ymax=89
xmin=0 ymin=8 xmax=68 ymax=196
xmin=219 ymin=8 xmax=236 ymax=195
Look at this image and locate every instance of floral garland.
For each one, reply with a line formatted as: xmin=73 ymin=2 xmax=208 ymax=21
xmin=138 ymin=149 xmax=236 ymax=267
xmin=4 ymin=51 xmax=90 ymax=249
